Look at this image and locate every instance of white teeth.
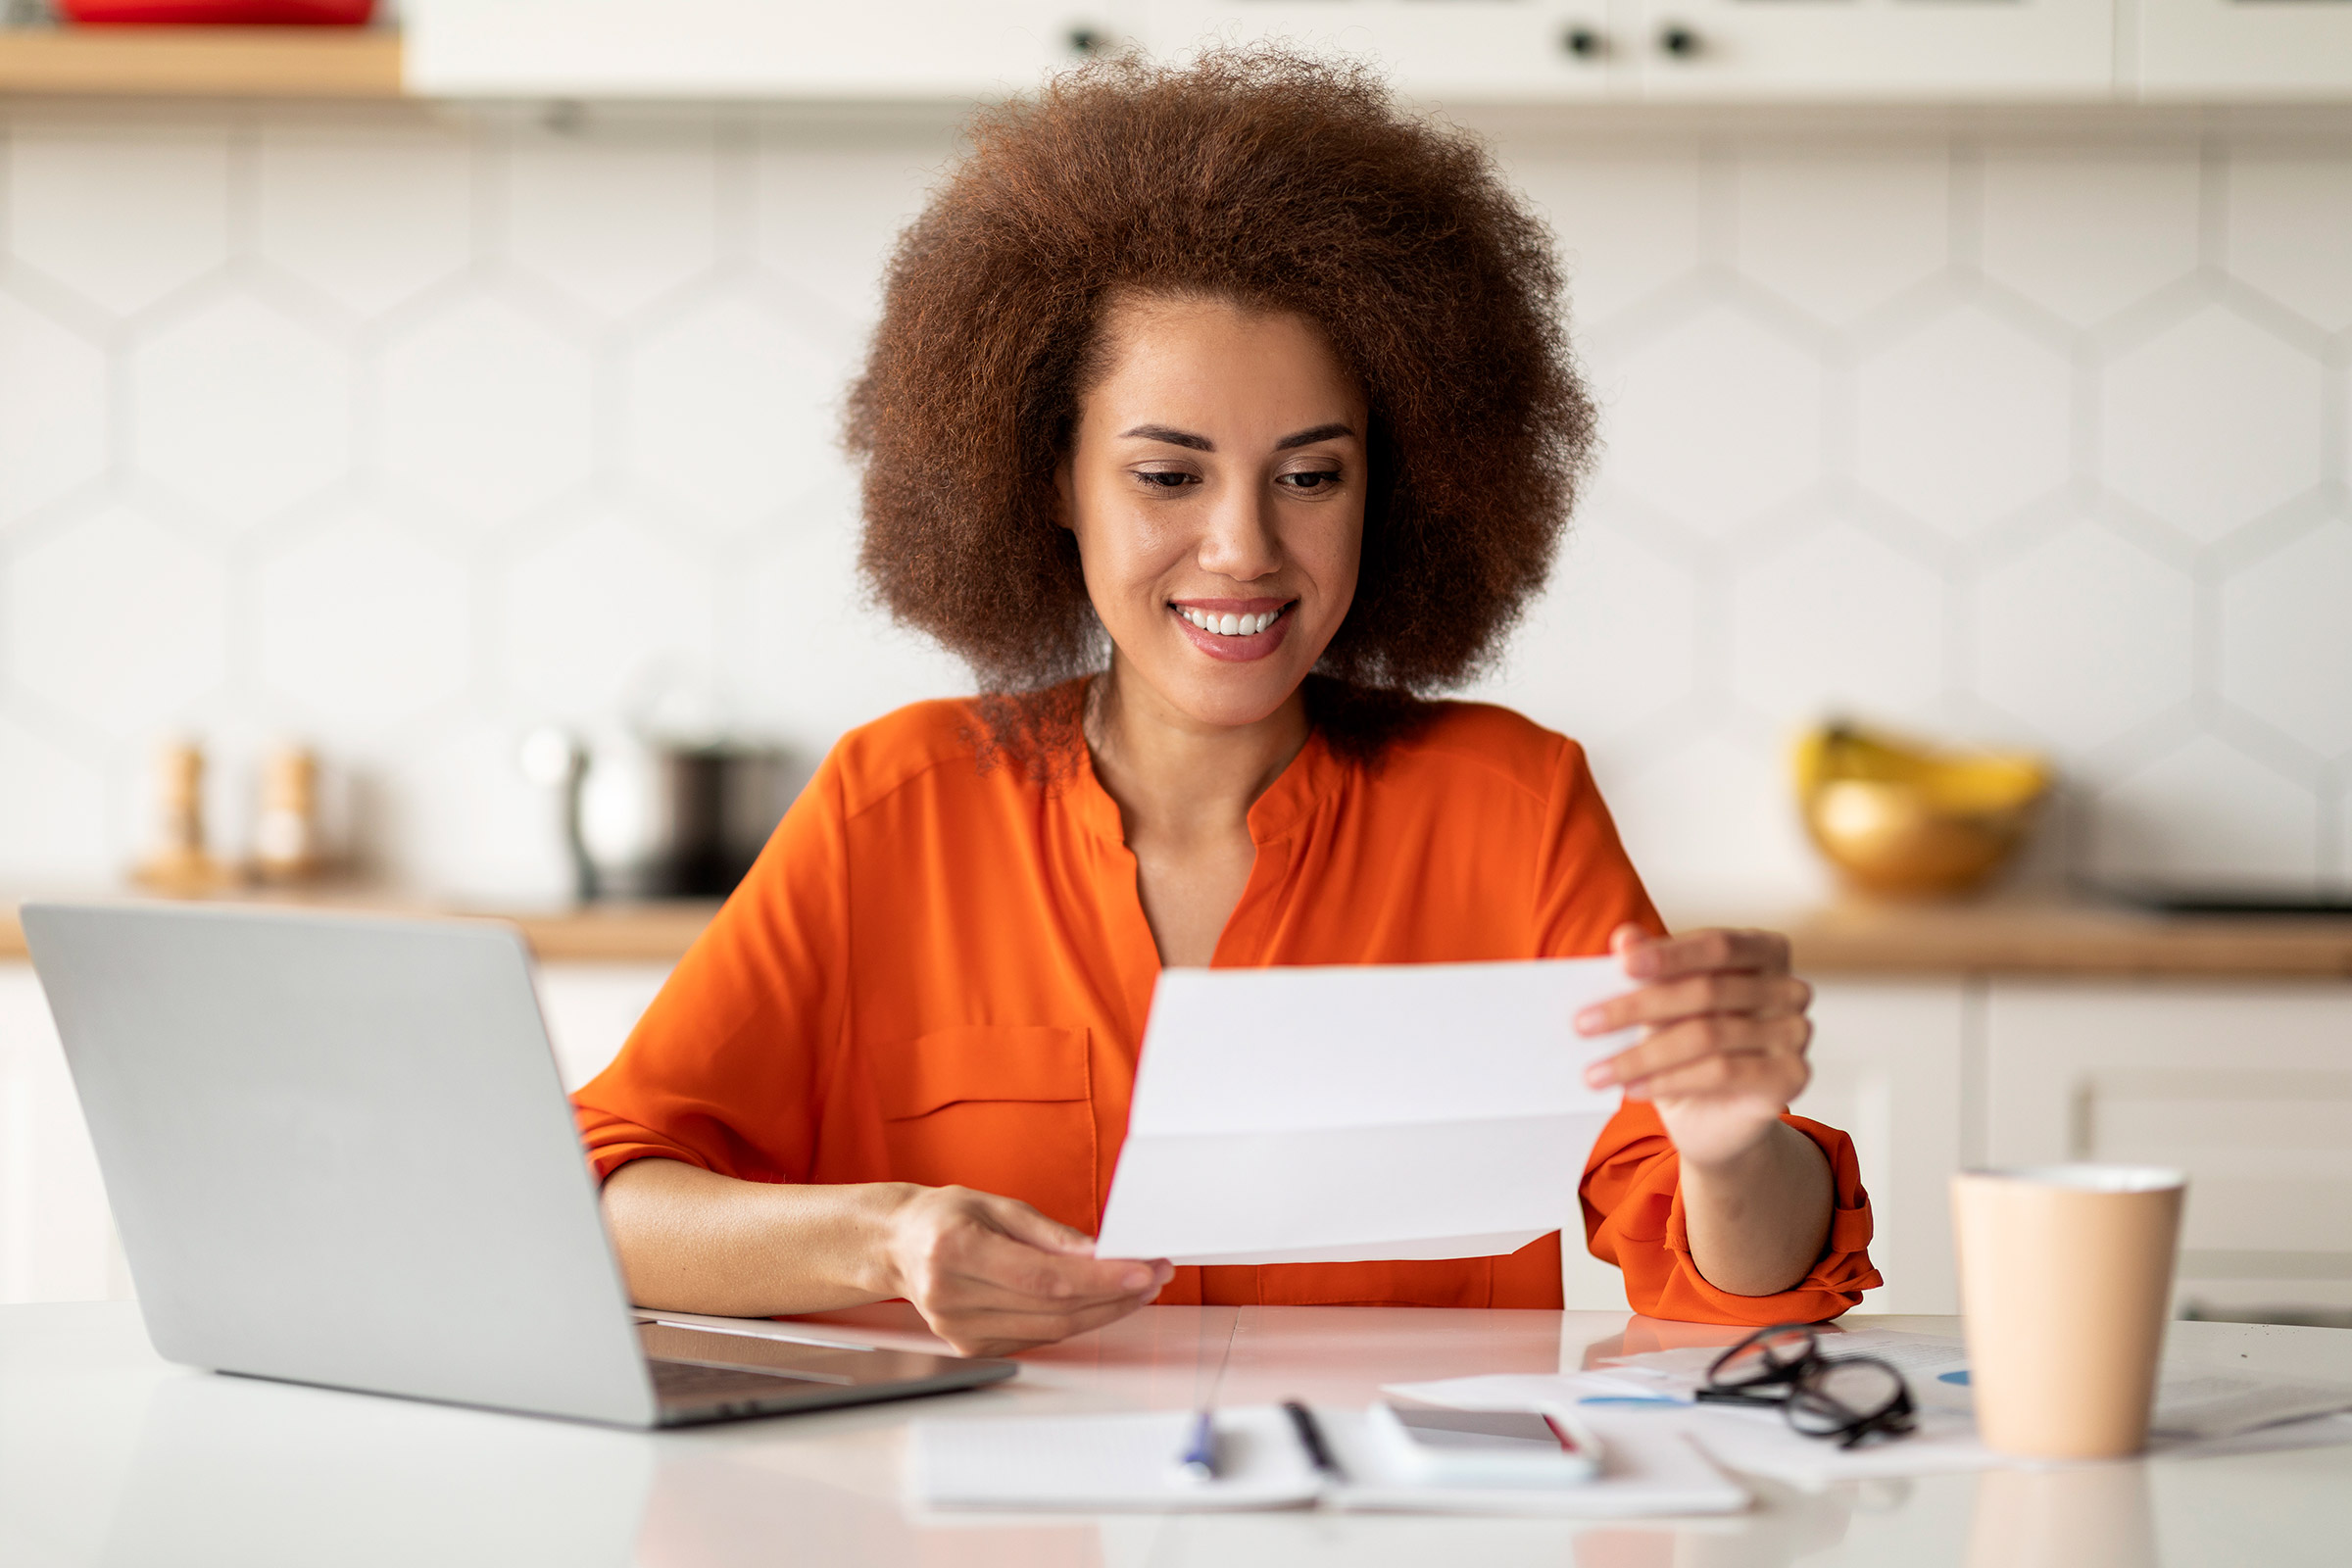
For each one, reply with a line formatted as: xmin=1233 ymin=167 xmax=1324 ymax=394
xmin=1178 ymin=607 xmax=1282 ymax=635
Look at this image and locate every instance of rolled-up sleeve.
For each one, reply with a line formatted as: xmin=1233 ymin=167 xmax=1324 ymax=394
xmin=1579 ymin=1101 xmax=1882 ymax=1324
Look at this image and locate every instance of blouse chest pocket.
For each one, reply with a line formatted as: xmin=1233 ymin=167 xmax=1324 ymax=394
xmin=869 ymin=1025 xmax=1098 ymax=1236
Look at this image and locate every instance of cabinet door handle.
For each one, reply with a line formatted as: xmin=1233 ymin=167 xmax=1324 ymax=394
xmin=1657 ymin=24 xmax=1702 ymax=60
xmin=1067 ymin=25 xmax=1106 ymax=57
xmin=1562 ymin=24 xmax=1608 ymax=60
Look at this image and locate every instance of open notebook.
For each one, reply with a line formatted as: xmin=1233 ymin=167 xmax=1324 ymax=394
xmin=908 ymin=1404 xmax=1748 ymax=1517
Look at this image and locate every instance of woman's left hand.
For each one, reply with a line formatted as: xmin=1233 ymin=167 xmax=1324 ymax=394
xmin=1573 ymin=924 xmax=1814 ymax=1169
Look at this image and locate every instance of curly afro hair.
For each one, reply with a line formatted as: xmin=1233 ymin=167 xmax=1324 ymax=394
xmin=846 ymin=48 xmax=1593 ymax=756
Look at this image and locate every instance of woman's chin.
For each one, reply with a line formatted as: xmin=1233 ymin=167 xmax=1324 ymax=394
xmin=1133 ymin=658 xmax=1312 ymax=734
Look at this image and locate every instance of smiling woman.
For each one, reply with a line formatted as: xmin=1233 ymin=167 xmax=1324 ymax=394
xmin=848 ymin=50 xmax=1587 ymax=744
xmin=572 ymin=50 xmax=1881 ymax=1356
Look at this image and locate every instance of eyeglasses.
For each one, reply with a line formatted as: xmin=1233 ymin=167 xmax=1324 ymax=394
xmin=1694 ymin=1323 xmax=1917 ymax=1449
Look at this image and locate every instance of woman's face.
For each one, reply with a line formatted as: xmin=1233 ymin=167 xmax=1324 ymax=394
xmin=1060 ymin=293 xmax=1367 ymax=731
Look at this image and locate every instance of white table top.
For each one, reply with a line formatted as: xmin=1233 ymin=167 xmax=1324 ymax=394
xmin=6 ymin=1299 xmax=2350 ymax=1567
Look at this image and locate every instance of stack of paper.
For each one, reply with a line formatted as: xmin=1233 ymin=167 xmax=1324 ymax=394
xmin=1093 ymin=958 xmax=1639 ymax=1265
xmin=908 ymin=1405 xmax=1749 ymax=1517
xmin=1384 ymin=1330 xmax=2352 ymax=1488
xmin=1595 ymin=1328 xmax=2352 ymax=1442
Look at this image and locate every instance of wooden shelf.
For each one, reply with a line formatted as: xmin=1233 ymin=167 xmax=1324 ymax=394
xmin=0 ymin=24 xmax=401 ymax=99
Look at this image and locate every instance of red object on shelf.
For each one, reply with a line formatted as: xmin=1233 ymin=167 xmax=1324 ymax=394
xmin=59 ymin=0 xmax=376 ymax=24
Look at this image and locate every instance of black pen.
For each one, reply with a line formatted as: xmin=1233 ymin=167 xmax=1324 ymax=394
xmin=1282 ymin=1398 xmax=1346 ymax=1483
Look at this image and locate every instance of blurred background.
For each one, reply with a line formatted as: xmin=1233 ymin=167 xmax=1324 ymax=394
xmin=0 ymin=9 xmax=2346 ymax=909
xmin=2 ymin=1 xmax=2348 ymax=1320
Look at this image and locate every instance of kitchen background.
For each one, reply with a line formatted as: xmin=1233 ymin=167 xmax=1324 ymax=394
xmin=4 ymin=1 xmax=2351 ymax=1321
xmin=3 ymin=97 xmax=2348 ymax=912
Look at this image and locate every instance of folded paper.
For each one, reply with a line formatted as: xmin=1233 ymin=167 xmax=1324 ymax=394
xmin=1094 ymin=957 xmax=1638 ymax=1267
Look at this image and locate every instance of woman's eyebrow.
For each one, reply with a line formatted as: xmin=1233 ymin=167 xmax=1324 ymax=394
xmin=1274 ymin=422 xmax=1356 ymax=450
xmin=1119 ymin=423 xmax=1213 ymax=451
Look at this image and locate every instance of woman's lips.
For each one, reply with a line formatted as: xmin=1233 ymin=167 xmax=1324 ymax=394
xmin=1169 ymin=601 xmax=1294 ymax=663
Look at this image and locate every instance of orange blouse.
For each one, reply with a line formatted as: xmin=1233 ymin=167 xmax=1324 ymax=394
xmin=573 ymin=696 xmax=1881 ymax=1324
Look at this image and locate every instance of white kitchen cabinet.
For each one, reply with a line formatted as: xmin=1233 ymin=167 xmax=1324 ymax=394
xmin=0 ymin=965 xmax=126 ymax=1306
xmin=1149 ymin=2 xmax=1625 ymax=99
xmin=1790 ymin=980 xmax=1970 ymax=1315
xmin=2134 ymin=0 xmax=2352 ymax=97
xmin=405 ymin=0 xmax=2352 ymax=102
xmin=533 ymin=962 xmax=674 ymax=1091
xmin=1562 ymin=979 xmax=1971 ymax=1311
xmin=1985 ymin=979 xmax=2352 ymax=1317
xmin=1151 ymin=0 xmax=2115 ymax=99
xmin=407 ymin=0 xmax=1130 ymax=98
xmin=1628 ymin=0 xmax=2115 ymax=98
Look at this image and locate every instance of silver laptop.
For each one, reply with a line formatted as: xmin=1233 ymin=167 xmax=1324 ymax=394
xmin=22 ymin=901 xmax=1015 ymax=1428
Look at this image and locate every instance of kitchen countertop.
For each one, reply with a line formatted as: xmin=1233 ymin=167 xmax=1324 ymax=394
xmin=4 ymin=890 xmax=2349 ymax=978
xmin=0 ymin=889 xmax=720 ymax=966
xmin=1703 ymin=896 xmax=2352 ymax=980
xmin=6 ymin=1299 xmax=2350 ymax=1567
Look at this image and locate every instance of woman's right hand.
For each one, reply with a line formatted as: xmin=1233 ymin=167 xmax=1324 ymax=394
xmin=881 ymin=1185 xmax=1172 ymax=1357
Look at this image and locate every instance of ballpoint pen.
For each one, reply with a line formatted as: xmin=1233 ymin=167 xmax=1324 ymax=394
xmin=1176 ymin=1408 xmax=1219 ymax=1483
xmin=1283 ymin=1399 xmax=1346 ymax=1483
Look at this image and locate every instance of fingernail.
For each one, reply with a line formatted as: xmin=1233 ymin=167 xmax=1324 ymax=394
xmin=1121 ymin=1267 xmax=1151 ymax=1291
xmin=1585 ymin=1061 xmax=1615 ymax=1089
xmin=1575 ymin=1008 xmax=1602 ymax=1033
xmin=1624 ymin=950 xmax=1657 ymax=978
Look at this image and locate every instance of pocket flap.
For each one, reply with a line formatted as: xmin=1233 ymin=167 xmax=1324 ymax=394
xmin=871 ymin=1025 xmax=1091 ymax=1120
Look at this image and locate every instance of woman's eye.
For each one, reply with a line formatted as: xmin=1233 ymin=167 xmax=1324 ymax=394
xmin=1136 ymin=470 xmax=1196 ymax=489
xmin=1279 ymin=470 xmax=1341 ymax=492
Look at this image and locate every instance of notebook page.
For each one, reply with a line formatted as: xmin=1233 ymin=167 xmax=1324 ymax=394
xmin=910 ymin=1406 xmax=1320 ymax=1512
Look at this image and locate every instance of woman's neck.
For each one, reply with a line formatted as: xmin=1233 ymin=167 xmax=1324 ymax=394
xmin=1084 ymin=660 xmax=1309 ymax=848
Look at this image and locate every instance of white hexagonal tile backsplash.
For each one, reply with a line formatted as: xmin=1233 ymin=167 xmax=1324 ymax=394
xmin=2224 ymin=154 xmax=2352 ymax=334
xmin=0 ymin=291 xmax=107 ymax=525
xmin=0 ymin=712 xmax=109 ymax=879
xmin=1979 ymin=149 xmax=2201 ymax=327
xmin=2090 ymin=736 xmax=2319 ymax=887
xmin=501 ymin=509 xmax=718 ymax=722
xmin=2 ymin=104 xmax=2345 ymax=899
xmin=131 ymin=295 xmax=354 ymax=529
xmin=1853 ymin=304 xmax=2073 ymax=538
xmin=503 ymin=129 xmax=721 ymax=319
xmin=1592 ymin=303 xmax=1823 ymax=536
xmin=5 ymin=126 xmax=230 ymax=318
xmin=1514 ymin=154 xmax=1705 ymax=330
xmin=1973 ymin=520 xmax=2195 ymax=750
xmin=257 ymin=510 xmax=473 ymax=730
xmin=377 ymin=296 xmax=595 ymax=526
xmin=1463 ymin=520 xmax=1701 ymax=743
xmin=2221 ymin=519 xmax=2352 ymax=760
xmin=1734 ymin=151 xmax=1947 ymax=325
xmin=2100 ymin=306 xmax=2325 ymax=543
xmin=622 ymin=292 xmax=851 ymax=528
xmin=1731 ymin=523 xmax=1945 ymax=726
xmin=256 ymin=124 xmax=474 ymax=318
xmin=7 ymin=507 xmax=229 ymax=742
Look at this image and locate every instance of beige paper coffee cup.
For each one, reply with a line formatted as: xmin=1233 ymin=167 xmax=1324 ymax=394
xmin=1951 ymin=1165 xmax=2185 ymax=1460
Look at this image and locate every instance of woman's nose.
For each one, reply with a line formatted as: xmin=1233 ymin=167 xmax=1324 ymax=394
xmin=1196 ymin=487 xmax=1282 ymax=582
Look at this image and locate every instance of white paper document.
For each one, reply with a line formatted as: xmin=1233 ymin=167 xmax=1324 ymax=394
xmin=1092 ymin=958 xmax=1639 ymax=1267
xmin=908 ymin=1404 xmax=1748 ymax=1517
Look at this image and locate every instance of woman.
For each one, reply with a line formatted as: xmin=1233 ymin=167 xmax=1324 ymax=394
xmin=576 ymin=52 xmax=1879 ymax=1357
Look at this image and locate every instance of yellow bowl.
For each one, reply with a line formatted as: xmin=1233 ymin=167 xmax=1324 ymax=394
xmin=1794 ymin=724 xmax=2051 ymax=898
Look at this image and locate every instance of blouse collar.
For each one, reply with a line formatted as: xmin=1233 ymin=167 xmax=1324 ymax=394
xmin=1067 ymin=720 xmax=1347 ymax=849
